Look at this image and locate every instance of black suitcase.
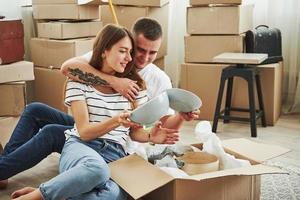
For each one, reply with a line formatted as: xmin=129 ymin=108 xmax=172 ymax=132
xmin=245 ymin=25 xmax=283 ymax=64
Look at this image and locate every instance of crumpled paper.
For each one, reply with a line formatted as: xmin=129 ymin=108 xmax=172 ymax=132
xmin=195 ymin=121 xmax=251 ymax=170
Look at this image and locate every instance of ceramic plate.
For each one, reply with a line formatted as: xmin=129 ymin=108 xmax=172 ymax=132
xmin=166 ymin=88 xmax=202 ymax=112
xmin=130 ymin=92 xmax=169 ymax=125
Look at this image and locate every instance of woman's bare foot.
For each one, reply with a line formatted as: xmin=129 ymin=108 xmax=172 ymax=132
xmin=11 ymin=187 xmax=43 ymax=200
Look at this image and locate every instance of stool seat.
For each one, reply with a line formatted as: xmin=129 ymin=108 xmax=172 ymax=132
xmin=212 ymin=65 xmax=267 ymax=137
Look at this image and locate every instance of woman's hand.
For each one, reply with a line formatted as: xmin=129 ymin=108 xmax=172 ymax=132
xmin=150 ymin=121 xmax=179 ymax=144
xmin=117 ymin=110 xmax=141 ymax=128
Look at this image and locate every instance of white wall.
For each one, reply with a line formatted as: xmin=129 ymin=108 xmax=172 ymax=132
xmin=0 ymin=0 xmax=23 ymax=19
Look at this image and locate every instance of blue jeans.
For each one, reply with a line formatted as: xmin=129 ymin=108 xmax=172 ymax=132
xmin=40 ymin=137 xmax=127 ymax=200
xmin=0 ymin=102 xmax=74 ymax=180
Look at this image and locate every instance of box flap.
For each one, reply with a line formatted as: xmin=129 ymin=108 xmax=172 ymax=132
xmin=222 ymin=138 xmax=290 ymax=163
xmin=188 ymin=164 xmax=286 ymax=181
xmin=109 ymin=154 xmax=174 ymax=199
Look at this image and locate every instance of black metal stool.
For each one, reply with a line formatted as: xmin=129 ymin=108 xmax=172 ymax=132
xmin=212 ymin=65 xmax=267 ymax=137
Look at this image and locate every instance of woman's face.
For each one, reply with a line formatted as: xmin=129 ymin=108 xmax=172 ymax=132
xmin=102 ymin=36 xmax=133 ymax=74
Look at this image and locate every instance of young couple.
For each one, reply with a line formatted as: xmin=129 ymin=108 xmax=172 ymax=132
xmin=0 ymin=18 xmax=200 ymax=200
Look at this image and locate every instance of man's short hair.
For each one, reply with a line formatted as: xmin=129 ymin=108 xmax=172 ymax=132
xmin=133 ymin=18 xmax=162 ymax=41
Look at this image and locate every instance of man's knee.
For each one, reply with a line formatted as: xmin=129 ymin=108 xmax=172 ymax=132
xmin=23 ymin=102 xmax=49 ymax=117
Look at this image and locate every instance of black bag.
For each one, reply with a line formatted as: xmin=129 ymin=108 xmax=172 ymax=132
xmin=245 ymin=25 xmax=283 ymax=64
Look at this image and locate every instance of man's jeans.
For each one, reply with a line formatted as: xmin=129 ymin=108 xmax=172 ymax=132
xmin=40 ymin=137 xmax=127 ymax=200
xmin=0 ymin=102 xmax=74 ymax=180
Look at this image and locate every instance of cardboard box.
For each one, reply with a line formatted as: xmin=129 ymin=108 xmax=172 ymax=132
xmin=112 ymin=0 xmax=169 ymax=7
xmin=187 ymin=4 xmax=253 ymax=35
xmin=231 ymin=62 xmax=283 ymax=125
xmin=180 ymin=63 xmax=229 ymax=120
xmin=32 ymin=0 xmax=106 ymax=5
xmin=30 ymin=37 xmax=94 ymax=69
xmin=109 ymin=138 xmax=289 ymax=200
xmin=100 ymin=4 xmax=169 ymax=59
xmin=190 ymin=0 xmax=244 ymax=6
xmin=184 ymin=35 xmax=244 ymax=63
xmin=153 ymin=56 xmax=166 ymax=70
xmin=33 ymin=67 xmax=67 ymax=112
xmin=0 ymin=61 xmax=34 ymax=84
xmin=0 ymin=117 xmax=19 ymax=146
xmin=32 ymin=4 xmax=99 ymax=20
xmin=37 ymin=20 xmax=102 ymax=39
xmin=0 ymin=82 xmax=27 ymax=116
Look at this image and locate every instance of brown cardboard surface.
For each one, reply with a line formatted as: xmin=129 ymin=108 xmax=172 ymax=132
xmin=0 ymin=117 xmax=19 ymax=146
xmin=32 ymin=0 xmax=106 ymax=5
xmin=110 ymin=138 xmax=288 ymax=199
xmin=184 ymin=35 xmax=244 ymax=63
xmin=153 ymin=56 xmax=165 ymax=70
xmin=0 ymin=61 xmax=34 ymax=84
xmin=33 ymin=67 xmax=67 ymax=112
xmin=37 ymin=20 xmax=102 ymax=39
xmin=112 ymin=0 xmax=169 ymax=7
xmin=0 ymin=82 xmax=26 ymax=116
xmin=100 ymin=4 xmax=169 ymax=59
xmin=187 ymin=4 xmax=253 ymax=35
xmin=180 ymin=63 xmax=229 ymax=120
xmin=30 ymin=37 xmax=94 ymax=69
xmin=109 ymin=154 xmax=173 ymax=200
xmin=33 ymin=4 xmax=99 ymax=20
xmin=222 ymin=138 xmax=290 ymax=163
xmin=231 ymin=62 xmax=283 ymax=125
xmin=190 ymin=0 xmax=243 ymax=5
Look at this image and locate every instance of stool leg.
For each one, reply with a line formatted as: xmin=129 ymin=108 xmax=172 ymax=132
xmin=212 ymin=76 xmax=226 ymax=133
xmin=255 ymin=74 xmax=267 ymax=127
xmin=224 ymin=77 xmax=234 ymax=123
xmin=247 ymin=75 xmax=257 ymax=137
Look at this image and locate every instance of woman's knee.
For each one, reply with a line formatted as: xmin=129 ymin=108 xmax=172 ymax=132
xmin=84 ymin=160 xmax=111 ymax=185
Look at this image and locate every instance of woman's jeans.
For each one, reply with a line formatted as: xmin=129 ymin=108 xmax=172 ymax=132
xmin=40 ymin=137 xmax=127 ymax=200
xmin=0 ymin=102 xmax=74 ymax=180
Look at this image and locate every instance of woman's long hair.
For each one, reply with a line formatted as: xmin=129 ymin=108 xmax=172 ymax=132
xmin=89 ymin=24 xmax=145 ymax=91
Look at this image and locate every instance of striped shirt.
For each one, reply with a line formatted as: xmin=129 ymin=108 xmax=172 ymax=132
xmin=64 ymin=80 xmax=148 ymax=152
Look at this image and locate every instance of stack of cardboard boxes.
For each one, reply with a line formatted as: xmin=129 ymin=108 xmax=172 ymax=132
xmin=30 ymin=0 xmax=104 ymax=112
xmin=180 ymin=0 xmax=283 ymax=125
xmin=99 ymin=0 xmax=170 ymax=70
xmin=0 ymin=18 xmax=35 ymax=117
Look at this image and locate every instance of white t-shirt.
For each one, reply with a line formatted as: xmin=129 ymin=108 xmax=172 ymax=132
xmin=64 ymin=80 xmax=148 ymax=153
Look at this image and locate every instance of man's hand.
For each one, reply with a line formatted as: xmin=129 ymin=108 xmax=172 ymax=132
xmin=150 ymin=121 xmax=179 ymax=144
xmin=178 ymin=109 xmax=201 ymax=121
xmin=110 ymin=77 xmax=140 ymax=101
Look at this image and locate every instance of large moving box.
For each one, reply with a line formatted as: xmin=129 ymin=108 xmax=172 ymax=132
xmin=190 ymin=0 xmax=244 ymax=6
xmin=185 ymin=35 xmax=244 ymax=63
xmin=112 ymin=0 xmax=169 ymax=7
xmin=232 ymin=62 xmax=283 ymax=125
xmin=100 ymin=4 xmax=169 ymax=59
xmin=32 ymin=0 xmax=106 ymax=4
xmin=180 ymin=63 xmax=229 ymax=120
xmin=187 ymin=4 xmax=253 ymax=35
xmin=37 ymin=20 xmax=102 ymax=39
xmin=0 ymin=82 xmax=28 ymax=116
xmin=180 ymin=62 xmax=283 ymax=125
xmin=153 ymin=56 xmax=166 ymax=70
xmin=109 ymin=138 xmax=289 ymax=200
xmin=32 ymin=4 xmax=99 ymax=20
xmin=30 ymin=37 xmax=94 ymax=69
xmin=34 ymin=67 xmax=67 ymax=112
xmin=0 ymin=117 xmax=19 ymax=146
xmin=0 ymin=61 xmax=34 ymax=84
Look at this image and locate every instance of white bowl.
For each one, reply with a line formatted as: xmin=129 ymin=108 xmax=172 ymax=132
xmin=166 ymin=88 xmax=202 ymax=112
xmin=130 ymin=92 xmax=169 ymax=125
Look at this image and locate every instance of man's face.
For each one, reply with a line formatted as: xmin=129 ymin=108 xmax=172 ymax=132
xmin=134 ymin=33 xmax=162 ymax=70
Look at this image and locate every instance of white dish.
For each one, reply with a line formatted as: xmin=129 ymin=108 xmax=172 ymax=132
xmin=130 ymin=92 xmax=169 ymax=125
xmin=166 ymin=88 xmax=202 ymax=112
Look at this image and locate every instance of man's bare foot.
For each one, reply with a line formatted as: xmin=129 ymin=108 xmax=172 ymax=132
xmin=11 ymin=187 xmax=36 ymax=199
xmin=0 ymin=179 xmax=8 ymax=189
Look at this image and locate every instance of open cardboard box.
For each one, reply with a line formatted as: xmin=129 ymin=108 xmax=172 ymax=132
xmin=109 ymin=138 xmax=289 ymax=200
